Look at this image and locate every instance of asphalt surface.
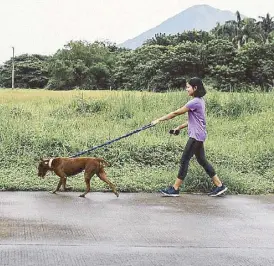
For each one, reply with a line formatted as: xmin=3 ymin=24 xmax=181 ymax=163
xmin=1 ymin=192 xmax=274 ymax=266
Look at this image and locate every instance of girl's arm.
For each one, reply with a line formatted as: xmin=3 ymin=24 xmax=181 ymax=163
xmin=174 ymin=121 xmax=188 ymax=130
xmin=151 ymin=106 xmax=189 ymax=125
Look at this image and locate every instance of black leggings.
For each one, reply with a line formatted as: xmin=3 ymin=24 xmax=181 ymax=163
xmin=178 ymin=138 xmax=216 ymax=180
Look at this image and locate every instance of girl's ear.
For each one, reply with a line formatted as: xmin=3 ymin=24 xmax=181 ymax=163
xmin=194 ymin=86 xmax=198 ymax=91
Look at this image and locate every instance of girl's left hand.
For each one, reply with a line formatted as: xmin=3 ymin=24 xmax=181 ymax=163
xmin=169 ymin=129 xmax=180 ymax=135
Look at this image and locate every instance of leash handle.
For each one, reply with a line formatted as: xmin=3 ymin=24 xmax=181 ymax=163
xmin=69 ymin=123 xmax=155 ymax=158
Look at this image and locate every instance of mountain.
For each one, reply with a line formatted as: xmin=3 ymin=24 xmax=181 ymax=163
xmin=120 ymin=5 xmax=237 ymax=49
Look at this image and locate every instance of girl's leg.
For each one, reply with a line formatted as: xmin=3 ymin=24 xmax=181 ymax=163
xmin=173 ymin=138 xmax=196 ymax=189
xmin=173 ymin=178 xmax=183 ymax=190
xmin=174 ymin=175 xmax=223 ymax=190
xmin=212 ymin=175 xmax=223 ymax=187
xmin=161 ymin=138 xmax=197 ymax=196
xmin=194 ymin=143 xmax=223 ymax=187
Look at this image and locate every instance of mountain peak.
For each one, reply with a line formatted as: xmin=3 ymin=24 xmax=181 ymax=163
xmin=186 ymin=4 xmax=217 ymax=9
xmin=120 ymin=5 xmax=237 ymax=49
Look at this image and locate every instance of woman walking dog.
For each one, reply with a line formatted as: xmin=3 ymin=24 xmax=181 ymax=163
xmin=151 ymin=77 xmax=227 ymax=197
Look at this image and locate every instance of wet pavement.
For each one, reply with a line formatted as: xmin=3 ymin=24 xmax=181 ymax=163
xmin=0 ymin=192 xmax=274 ymax=266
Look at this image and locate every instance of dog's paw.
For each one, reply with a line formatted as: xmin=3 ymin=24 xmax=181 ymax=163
xmin=63 ymin=187 xmax=73 ymax=192
xmin=79 ymin=194 xmax=85 ymax=198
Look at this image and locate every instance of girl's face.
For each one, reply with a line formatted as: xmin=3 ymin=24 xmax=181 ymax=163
xmin=186 ymin=83 xmax=197 ymax=97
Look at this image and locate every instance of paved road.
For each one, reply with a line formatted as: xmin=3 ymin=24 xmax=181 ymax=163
xmin=0 ymin=192 xmax=274 ymax=266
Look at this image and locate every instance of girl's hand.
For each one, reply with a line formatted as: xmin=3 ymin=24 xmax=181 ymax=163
xmin=151 ymin=119 xmax=161 ymax=125
xmin=169 ymin=129 xmax=180 ymax=135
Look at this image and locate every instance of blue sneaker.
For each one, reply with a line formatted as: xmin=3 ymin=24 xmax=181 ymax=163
xmin=160 ymin=186 xmax=180 ymax=197
xmin=208 ymin=185 xmax=227 ymax=197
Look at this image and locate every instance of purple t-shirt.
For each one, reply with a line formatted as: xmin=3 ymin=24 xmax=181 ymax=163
xmin=185 ymin=97 xmax=207 ymax=142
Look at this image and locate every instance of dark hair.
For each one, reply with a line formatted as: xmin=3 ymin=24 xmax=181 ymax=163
xmin=188 ymin=77 xmax=206 ymax=98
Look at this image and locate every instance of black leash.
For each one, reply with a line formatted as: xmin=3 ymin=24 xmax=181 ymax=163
xmin=69 ymin=123 xmax=155 ymax=158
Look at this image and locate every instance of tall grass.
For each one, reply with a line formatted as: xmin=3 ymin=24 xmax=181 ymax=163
xmin=0 ymin=88 xmax=273 ymax=194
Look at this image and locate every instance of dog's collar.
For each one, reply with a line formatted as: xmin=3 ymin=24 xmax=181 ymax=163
xmin=48 ymin=158 xmax=54 ymax=169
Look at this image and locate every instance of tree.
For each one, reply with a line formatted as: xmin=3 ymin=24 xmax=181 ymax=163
xmin=241 ymin=18 xmax=262 ymax=44
xmin=161 ymin=42 xmax=206 ymax=78
xmin=236 ymin=42 xmax=274 ymax=89
xmin=144 ymin=33 xmax=172 ymax=46
xmin=230 ymin=11 xmax=244 ymax=49
xmin=257 ymin=13 xmax=274 ymax=43
xmin=113 ymin=42 xmax=206 ymax=91
xmin=145 ymin=30 xmax=214 ymax=47
xmin=0 ymin=54 xmax=49 ymax=88
xmin=47 ymin=41 xmax=116 ymax=90
xmin=205 ymin=39 xmax=241 ymax=89
xmin=205 ymin=39 xmax=236 ymax=67
xmin=113 ymin=45 xmax=168 ymax=90
xmin=211 ymin=21 xmax=237 ymax=42
xmin=212 ymin=12 xmax=261 ymax=48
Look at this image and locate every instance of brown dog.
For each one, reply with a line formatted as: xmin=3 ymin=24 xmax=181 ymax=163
xmin=38 ymin=157 xmax=119 ymax=198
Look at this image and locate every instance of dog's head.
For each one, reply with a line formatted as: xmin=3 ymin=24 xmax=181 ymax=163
xmin=38 ymin=158 xmax=51 ymax=178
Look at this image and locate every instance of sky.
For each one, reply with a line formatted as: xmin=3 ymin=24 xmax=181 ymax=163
xmin=0 ymin=0 xmax=274 ymax=64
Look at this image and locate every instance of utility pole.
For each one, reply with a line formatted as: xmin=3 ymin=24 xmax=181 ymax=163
xmin=12 ymin=46 xmax=15 ymax=89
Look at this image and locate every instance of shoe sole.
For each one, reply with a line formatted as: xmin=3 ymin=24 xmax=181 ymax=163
xmin=160 ymin=191 xmax=180 ymax=197
xmin=210 ymin=187 xmax=228 ymax=197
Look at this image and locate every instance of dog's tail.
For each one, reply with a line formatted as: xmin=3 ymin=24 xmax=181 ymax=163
xmin=98 ymin=158 xmax=111 ymax=168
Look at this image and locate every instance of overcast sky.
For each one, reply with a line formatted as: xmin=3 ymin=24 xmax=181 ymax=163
xmin=0 ymin=0 xmax=274 ymax=63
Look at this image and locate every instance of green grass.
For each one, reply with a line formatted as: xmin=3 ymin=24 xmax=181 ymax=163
xmin=0 ymin=88 xmax=273 ymax=194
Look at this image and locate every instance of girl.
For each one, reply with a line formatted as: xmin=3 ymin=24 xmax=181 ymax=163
xmin=151 ymin=77 xmax=227 ymax=197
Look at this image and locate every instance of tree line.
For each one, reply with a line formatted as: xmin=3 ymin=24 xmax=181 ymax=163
xmin=0 ymin=12 xmax=273 ymax=91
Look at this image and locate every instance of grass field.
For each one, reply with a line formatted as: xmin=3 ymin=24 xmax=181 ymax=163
xmin=0 ymin=88 xmax=273 ymax=194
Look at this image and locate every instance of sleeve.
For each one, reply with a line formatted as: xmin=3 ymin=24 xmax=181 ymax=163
xmin=185 ymin=98 xmax=198 ymax=111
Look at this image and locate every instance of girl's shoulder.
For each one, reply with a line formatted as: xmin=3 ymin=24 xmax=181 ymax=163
xmin=186 ymin=97 xmax=204 ymax=110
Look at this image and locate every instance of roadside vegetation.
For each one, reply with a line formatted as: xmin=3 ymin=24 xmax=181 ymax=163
xmin=0 ymin=89 xmax=273 ymax=194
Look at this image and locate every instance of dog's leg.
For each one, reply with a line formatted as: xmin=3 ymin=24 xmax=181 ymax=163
xmin=62 ymin=177 xmax=73 ymax=192
xmin=97 ymin=170 xmax=119 ymax=197
xmin=79 ymin=171 xmax=94 ymax=198
xmin=52 ymin=177 xmax=63 ymax=194
xmin=52 ymin=170 xmax=66 ymax=194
